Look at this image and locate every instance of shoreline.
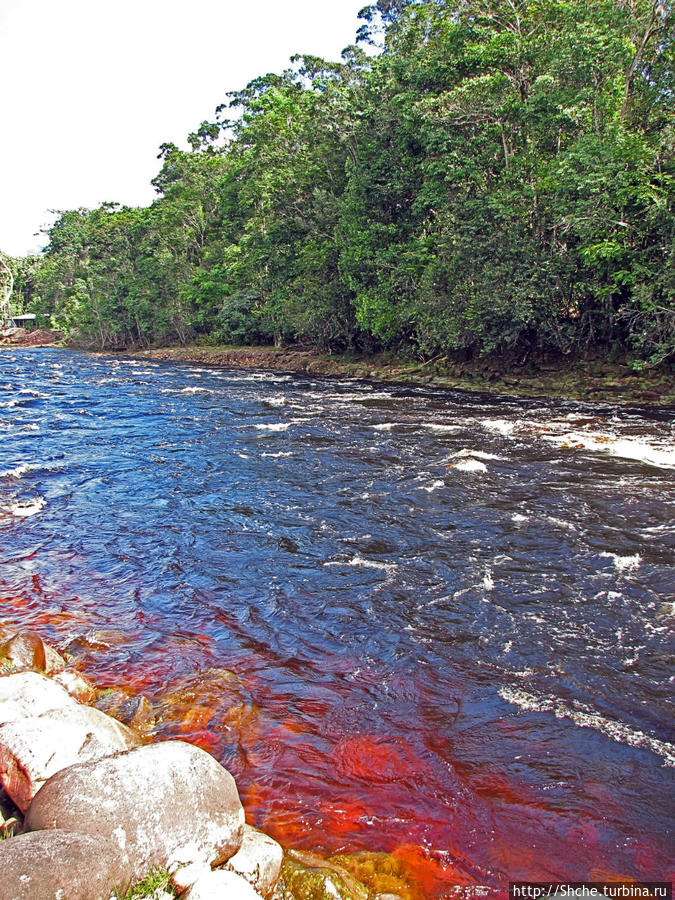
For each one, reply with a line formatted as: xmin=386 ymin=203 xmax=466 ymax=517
xmin=3 ymin=337 xmax=673 ymax=406
xmin=131 ymin=344 xmax=675 ymax=408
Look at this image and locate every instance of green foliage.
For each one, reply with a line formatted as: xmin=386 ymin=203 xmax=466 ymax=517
xmin=114 ymin=868 xmax=175 ymax=900
xmin=22 ymin=0 xmax=674 ymax=367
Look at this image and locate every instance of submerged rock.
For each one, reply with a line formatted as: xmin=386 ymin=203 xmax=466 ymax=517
xmin=0 ymin=829 xmax=127 ymax=900
xmin=274 ymin=850 xmax=370 ymax=900
xmin=25 ymin=740 xmax=245 ymax=884
xmin=327 ymin=851 xmax=421 ymax=900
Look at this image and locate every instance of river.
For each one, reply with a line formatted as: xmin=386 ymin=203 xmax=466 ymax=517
xmin=1 ymin=349 xmax=673 ymax=896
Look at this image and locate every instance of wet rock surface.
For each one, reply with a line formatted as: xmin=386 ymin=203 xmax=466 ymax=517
xmin=274 ymin=850 xmax=370 ymax=900
xmin=0 ymin=632 xmax=65 ymax=676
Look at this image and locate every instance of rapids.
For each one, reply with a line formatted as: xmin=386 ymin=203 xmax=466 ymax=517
xmin=1 ymin=349 xmax=673 ymax=895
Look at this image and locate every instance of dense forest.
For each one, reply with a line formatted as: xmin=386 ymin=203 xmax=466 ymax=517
xmin=7 ymin=0 xmax=675 ymax=368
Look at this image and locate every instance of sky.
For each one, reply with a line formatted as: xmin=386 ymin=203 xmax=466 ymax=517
xmin=0 ymin=0 xmax=369 ymax=257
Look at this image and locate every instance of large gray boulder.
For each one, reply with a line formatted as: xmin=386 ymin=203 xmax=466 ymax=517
xmin=25 ymin=740 xmax=246 ymax=884
xmin=226 ymin=824 xmax=282 ymax=897
xmin=0 ymin=829 xmax=128 ymax=900
xmin=0 ymin=703 xmax=139 ymax=812
xmin=0 ymin=672 xmax=77 ymax=725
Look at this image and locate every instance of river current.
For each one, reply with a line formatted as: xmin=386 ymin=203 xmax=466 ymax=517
xmin=1 ymin=349 xmax=673 ymax=895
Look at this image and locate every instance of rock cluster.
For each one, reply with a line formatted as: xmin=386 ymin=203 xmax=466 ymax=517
xmin=0 ymin=630 xmax=283 ymax=900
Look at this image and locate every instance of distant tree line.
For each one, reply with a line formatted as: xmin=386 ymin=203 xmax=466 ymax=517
xmin=11 ymin=0 xmax=675 ymax=367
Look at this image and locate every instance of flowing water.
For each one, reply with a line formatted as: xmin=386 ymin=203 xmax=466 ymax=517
xmin=1 ymin=349 xmax=673 ymax=895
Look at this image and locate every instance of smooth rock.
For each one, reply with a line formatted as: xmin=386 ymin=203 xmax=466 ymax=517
xmin=0 ymin=633 xmax=65 ymax=675
xmin=117 ymin=694 xmax=155 ymax=732
xmin=226 ymin=824 xmax=282 ymax=897
xmin=0 ymin=633 xmax=44 ymax=672
xmin=184 ymin=869 xmax=263 ymax=899
xmin=25 ymin=740 xmax=245 ymax=883
xmin=170 ymin=860 xmax=212 ymax=893
xmin=0 ymin=704 xmax=139 ymax=812
xmin=0 ymin=672 xmax=77 ymax=725
xmin=52 ymin=669 xmax=95 ymax=703
xmin=0 ymin=828 xmax=128 ymax=900
xmin=42 ymin=644 xmax=66 ymax=675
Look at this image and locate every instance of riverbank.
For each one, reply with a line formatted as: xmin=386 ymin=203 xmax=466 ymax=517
xmin=133 ymin=345 xmax=675 ymax=407
xmin=0 ymin=327 xmax=61 ymax=348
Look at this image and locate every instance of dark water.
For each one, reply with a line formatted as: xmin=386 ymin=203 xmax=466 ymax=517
xmin=1 ymin=349 xmax=673 ymax=895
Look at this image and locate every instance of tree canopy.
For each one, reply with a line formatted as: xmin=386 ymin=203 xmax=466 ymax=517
xmin=12 ymin=0 xmax=675 ymax=367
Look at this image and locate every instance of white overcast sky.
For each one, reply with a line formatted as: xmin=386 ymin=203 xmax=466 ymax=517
xmin=0 ymin=0 xmax=368 ymax=257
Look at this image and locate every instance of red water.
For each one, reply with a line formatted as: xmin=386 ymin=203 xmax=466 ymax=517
xmin=2 ymin=580 xmax=673 ymax=898
xmin=1 ymin=351 xmax=673 ymax=897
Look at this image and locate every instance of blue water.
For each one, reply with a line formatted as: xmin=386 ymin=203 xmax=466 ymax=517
xmin=1 ymin=348 xmax=673 ymax=890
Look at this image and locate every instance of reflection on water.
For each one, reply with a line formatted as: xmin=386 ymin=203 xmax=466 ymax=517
xmin=1 ymin=349 xmax=673 ymax=894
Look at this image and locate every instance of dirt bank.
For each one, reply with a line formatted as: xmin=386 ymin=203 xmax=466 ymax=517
xmin=0 ymin=328 xmax=61 ymax=348
xmin=132 ymin=345 xmax=675 ymax=407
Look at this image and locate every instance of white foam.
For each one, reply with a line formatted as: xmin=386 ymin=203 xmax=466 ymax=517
xmin=547 ymin=516 xmax=577 ymax=532
xmin=482 ymin=571 xmax=495 ymax=591
xmin=481 ymin=419 xmax=516 ymax=436
xmin=600 ymin=552 xmax=641 ymax=572
xmin=324 ymin=554 xmax=397 ymax=574
xmin=264 ymin=397 xmax=287 ymax=407
xmin=499 ymin=686 xmax=675 ymax=767
xmin=370 ymin=423 xmax=395 ymax=432
xmin=348 ymin=555 xmax=396 ymax=572
xmin=421 ymin=423 xmax=462 ymax=434
xmin=543 ymin=430 xmax=675 ymax=469
xmin=252 ymin=423 xmax=289 ymax=432
xmin=511 ymin=513 xmax=528 ymax=524
xmin=260 ymin=452 xmax=293 ymax=458
xmin=451 ymin=448 xmax=502 ymax=460
xmin=180 ymin=386 xmax=212 ymax=394
xmin=2 ymin=496 xmax=46 ymax=517
xmin=0 ymin=463 xmax=34 ymax=478
xmin=452 ymin=458 xmax=488 ymax=474
xmin=422 ymin=480 xmax=446 ymax=493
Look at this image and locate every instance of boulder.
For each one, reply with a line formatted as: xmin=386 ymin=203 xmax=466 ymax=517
xmin=25 ymin=740 xmax=245 ymax=884
xmin=51 ymin=670 xmax=95 ymax=703
xmin=170 ymin=860 xmax=212 ymax=893
xmin=0 ymin=633 xmax=65 ymax=675
xmin=226 ymin=824 xmax=282 ymax=897
xmin=0 ymin=828 xmax=129 ymax=900
xmin=0 ymin=672 xmax=77 ymax=725
xmin=184 ymin=869 xmax=263 ymax=899
xmin=0 ymin=703 xmax=139 ymax=812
